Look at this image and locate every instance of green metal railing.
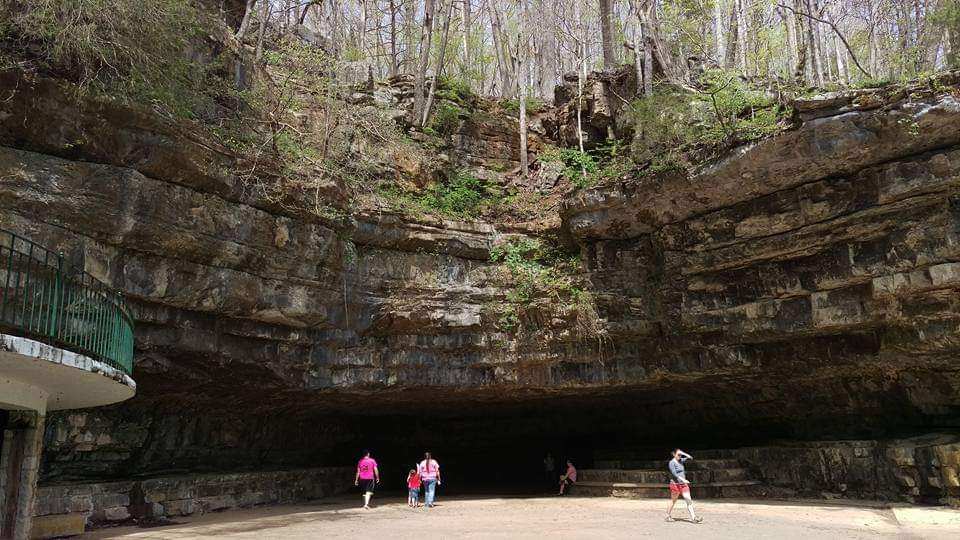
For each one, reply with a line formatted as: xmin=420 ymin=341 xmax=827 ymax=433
xmin=0 ymin=229 xmax=134 ymax=375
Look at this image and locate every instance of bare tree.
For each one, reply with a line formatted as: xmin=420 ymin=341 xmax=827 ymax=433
xmin=422 ymin=0 xmax=455 ymax=126
xmin=236 ymin=0 xmax=258 ymax=38
xmin=518 ymin=0 xmax=531 ymax=179
xmin=413 ymin=0 xmax=437 ymax=122
xmin=599 ymin=0 xmax=617 ymax=69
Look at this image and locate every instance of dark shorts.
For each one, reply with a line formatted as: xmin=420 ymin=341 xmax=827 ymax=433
xmin=359 ymin=478 xmax=376 ymax=493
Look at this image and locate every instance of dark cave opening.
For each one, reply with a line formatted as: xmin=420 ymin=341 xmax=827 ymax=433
xmin=38 ymin=378 xmax=959 ymax=496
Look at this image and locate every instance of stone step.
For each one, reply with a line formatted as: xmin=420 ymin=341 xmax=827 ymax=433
xmin=594 ymin=449 xmax=741 ymax=462
xmin=579 ymin=467 xmax=751 ymax=484
xmin=573 ymin=480 xmax=766 ymax=499
xmin=592 ymin=458 xmax=743 ymax=471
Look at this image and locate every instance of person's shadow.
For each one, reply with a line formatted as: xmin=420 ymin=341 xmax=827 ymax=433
xmin=668 ymin=517 xmax=703 ymax=524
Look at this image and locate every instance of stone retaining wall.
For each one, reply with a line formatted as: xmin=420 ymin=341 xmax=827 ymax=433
xmin=32 ymin=467 xmax=353 ymax=537
xmin=731 ymin=434 xmax=960 ymax=505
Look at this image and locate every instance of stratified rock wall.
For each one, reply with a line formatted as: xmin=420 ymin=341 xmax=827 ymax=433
xmin=1 ymin=66 xmax=959 ymax=504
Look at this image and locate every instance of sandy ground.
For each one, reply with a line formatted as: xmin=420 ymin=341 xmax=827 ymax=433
xmin=83 ymin=494 xmax=960 ymax=540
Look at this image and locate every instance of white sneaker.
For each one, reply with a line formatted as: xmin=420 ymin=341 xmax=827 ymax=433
xmin=665 ymin=516 xmax=675 ymax=522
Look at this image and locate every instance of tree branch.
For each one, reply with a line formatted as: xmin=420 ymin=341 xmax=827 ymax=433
xmin=776 ymin=3 xmax=872 ymax=79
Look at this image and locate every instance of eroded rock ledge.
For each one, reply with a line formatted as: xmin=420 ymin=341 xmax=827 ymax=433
xmin=1 ymin=68 xmax=959 ymax=505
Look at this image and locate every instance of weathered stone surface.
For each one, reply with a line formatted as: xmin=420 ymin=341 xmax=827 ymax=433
xmin=29 ymin=513 xmax=86 ymax=539
xmin=2 ymin=62 xmax=960 ymax=507
xmin=563 ymin=90 xmax=960 ymax=239
xmin=731 ymin=434 xmax=960 ymax=504
xmin=34 ymin=468 xmax=352 ymax=530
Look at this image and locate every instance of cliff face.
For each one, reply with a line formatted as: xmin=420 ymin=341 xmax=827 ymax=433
xmin=561 ymin=78 xmax=960 ymax=440
xmin=1 ymin=63 xmax=960 ymax=503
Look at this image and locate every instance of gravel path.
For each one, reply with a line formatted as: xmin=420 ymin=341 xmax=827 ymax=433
xmin=84 ymin=495 xmax=960 ymax=539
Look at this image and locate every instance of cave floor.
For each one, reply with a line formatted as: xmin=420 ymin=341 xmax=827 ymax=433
xmin=82 ymin=495 xmax=960 ymax=539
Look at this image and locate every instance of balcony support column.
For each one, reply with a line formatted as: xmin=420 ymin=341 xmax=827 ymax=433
xmin=0 ymin=411 xmax=45 ymax=540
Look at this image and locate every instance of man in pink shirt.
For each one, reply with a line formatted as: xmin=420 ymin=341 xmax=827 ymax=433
xmin=354 ymin=450 xmax=380 ymax=509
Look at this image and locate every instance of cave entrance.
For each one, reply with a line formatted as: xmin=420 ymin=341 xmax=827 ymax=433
xmin=322 ymin=389 xmax=798 ymax=499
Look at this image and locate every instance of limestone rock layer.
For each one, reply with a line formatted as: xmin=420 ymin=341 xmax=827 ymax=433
xmin=1 ymin=69 xmax=959 ymax=503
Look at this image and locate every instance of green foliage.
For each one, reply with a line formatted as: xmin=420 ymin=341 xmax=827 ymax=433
xmin=231 ymin=38 xmax=411 ymax=222
xmin=379 ymin=171 xmax=501 ymax=220
xmin=1 ymin=0 xmax=213 ymax=119
xmin=501 ymin=96 xmax=545 ymax=115
xmin=422 ymin=171 xmax=492 ymax=218
xmin=489 ymin=237 xmax=590 ymax=333
xmin=435 ymin=75 xmax=474 ymax=104
xmin=428 ymin=101 xmax=464 ymax=137
xmin=850 ymin=77 xmax=893 ymax=90
xmin=539 ymin=142 xmax=633 ymax=189
xmin=540 ymin=146 xmax=598 ymax=188
xmin=630 ymin=71 xmax=790 ymax=175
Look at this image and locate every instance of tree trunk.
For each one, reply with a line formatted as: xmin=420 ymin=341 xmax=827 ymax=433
xmin=735 ymin=0 xmax=748 ymax=74
xmin=628 ymin=0 xmax=644 ymax=93
xmin=639 ymin=1 xmax=654 ymax=96
xmin=714 ymin=0 xmax=726 ymax=65
xmin=949 ymin=26 xmax=960 ymax=69
xmin=803 ymin=0 xmax=822 ymax=86
xmin=255 ymin=0 xmax=269 ymax=63
xmin=404 ymin=0 xmax=418 ymax=72
xmin=725 ymin=2 xmax=737 ymax=68
xmin=829 ymin=5 xmax=847 ymax=84
xmin=488 ymin=0 xmax=514 ymax=96
xmin=574 ymin=0 xmax=587 ymax=172
xmin=422 ymin=0 xmax=455 ymax=127
xmin=359 ymin=0 xmax=369 ymax=65
xmin=389 ymin=0 xmax=399 ymax=76
xmin=236 ymin=0 xmax=258 ymax=38
xmin=792 ymin=0 xmax=808 ymax=83
xmin=462 ymin=0 xmax=472 ymax=79
xmin=298 ymin=1 xmax=313 ymax=25
xmin=413 ymin=0 xmax=437 ymax=122
xmin=782 ymin=6 xmax=799 ymax=80
xmin=518 ymin=0 xmax=530 ymax=179
xmin=599 ymin=0 xmax=617 ymax=69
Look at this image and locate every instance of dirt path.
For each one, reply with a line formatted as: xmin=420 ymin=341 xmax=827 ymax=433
xmin=84 ymin=495 xmax=960 ymax=539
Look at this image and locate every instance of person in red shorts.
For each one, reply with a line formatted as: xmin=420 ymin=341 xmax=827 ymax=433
xmin=666 ymin=448 xmax=702 ymax=523
xmin=354 ymin=450 xmax=380 ymax=509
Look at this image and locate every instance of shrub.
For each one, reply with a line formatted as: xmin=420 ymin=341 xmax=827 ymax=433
xmin=436 ymin=75 xmax=474 ymax=104
xmin=1 ymin=0 xmax=213 ymax=118
xmin=539 ymin=143 xmax=632 ymax=189
xmin=422 ymin=171 xmax=496 ymax=218
xmin=489 ymin=237 xmax=598 ymax=335
xmin=629 ymin=70 xmax=790 ymax=174
xmin=378 ymin=171 xmax=501 ymax=220
xmin=501 ymin=96 xmax=545 ymax=115
xmin=428 ymin=101 xmax=463 ymax=137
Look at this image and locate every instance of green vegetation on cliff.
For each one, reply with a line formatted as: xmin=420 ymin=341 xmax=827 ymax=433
xmin=489 ymin=238 xmax=600 ymax=337
xmin=0 ymin=0 xmax=219 ymax=119
xmin=629 ymin=71 xmax=791 ymax=177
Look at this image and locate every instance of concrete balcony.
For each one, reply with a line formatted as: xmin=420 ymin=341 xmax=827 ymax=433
xmin=0 ymin=229 xmax=136 ymax=539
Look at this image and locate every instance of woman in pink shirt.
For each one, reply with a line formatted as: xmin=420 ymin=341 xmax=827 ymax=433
xmin=418 ymin=452 xmax=441 ymax=508
xmin=558 ymin=460 xmax=577 ymax=495
xmin=354 ymin=450 xmax=380 ymax=509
